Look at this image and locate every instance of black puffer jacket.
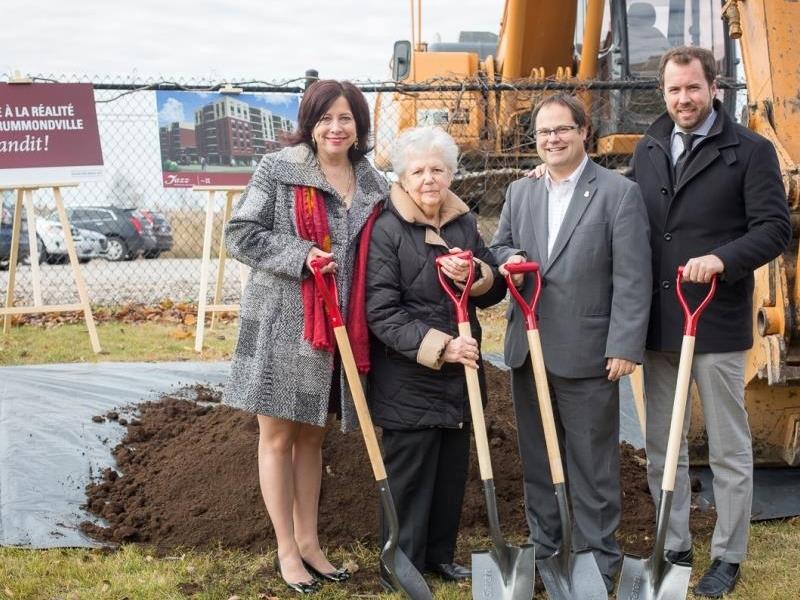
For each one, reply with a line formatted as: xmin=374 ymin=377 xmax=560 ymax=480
xmin=366 ymin=184 xmax=506 ymax=430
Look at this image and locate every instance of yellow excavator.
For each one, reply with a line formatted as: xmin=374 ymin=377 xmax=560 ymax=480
xmin=374 ymin=1 xmax=736 ymax=194
xmin=374 ymin=0 xmax=800 ymax=467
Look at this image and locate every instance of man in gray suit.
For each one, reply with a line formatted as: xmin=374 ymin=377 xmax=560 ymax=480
xmin=491 ymin=93 xmax=651 ymax=593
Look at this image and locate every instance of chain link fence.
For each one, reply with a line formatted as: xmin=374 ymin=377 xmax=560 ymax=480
xmin=1 ymin=74 xmax=745 ymax=308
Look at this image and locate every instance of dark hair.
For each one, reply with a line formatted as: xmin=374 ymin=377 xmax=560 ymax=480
xmin=658 ymin=46 xmax=717 ymax=87
xmin=531 ymin=93 xmax=589 ymax=130
xmin=287 ymin=79 xmax=371 ymax=161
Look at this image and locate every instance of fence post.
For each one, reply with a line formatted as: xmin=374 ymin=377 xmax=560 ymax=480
xmin=304 ymin=69 xmax=319 ymax=89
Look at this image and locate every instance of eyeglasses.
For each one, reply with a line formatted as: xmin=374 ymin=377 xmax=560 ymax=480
xmin=534 ymin=124 xmax=580 ymax=139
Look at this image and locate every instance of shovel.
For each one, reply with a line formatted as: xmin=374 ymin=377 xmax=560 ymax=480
xmin=435 ymin=251 xmax=536 ymax=600
xmin=310 ymin=258 xmax=432 ymax=600
xmin=504 ymin=261 xmax=608 ymax=600
xmin=617 ymin=266 xmax=717 ymax=600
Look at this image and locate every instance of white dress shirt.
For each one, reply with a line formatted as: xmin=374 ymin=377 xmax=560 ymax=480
xmin=670 ymin=108 xmax=717 ymax=164
xmin=545 ymin=153 xmax=589 ymax=257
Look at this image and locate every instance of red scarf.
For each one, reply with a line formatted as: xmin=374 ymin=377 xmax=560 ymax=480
xmin=294 ymin=185 xmax=380 ymax=373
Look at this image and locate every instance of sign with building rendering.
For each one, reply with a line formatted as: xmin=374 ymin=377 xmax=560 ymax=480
xmin=0 ymin=83 xmax=104 ymax=186
xmin=156 ymin=91 xmax=299 ymax=188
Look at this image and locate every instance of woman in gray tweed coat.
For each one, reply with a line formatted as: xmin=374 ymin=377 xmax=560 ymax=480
xmin=224 ymin=80 xmax=387 ymax=594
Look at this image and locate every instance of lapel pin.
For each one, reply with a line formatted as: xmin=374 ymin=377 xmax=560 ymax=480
xmin=583 ymin=190 xmax=590 ymax=197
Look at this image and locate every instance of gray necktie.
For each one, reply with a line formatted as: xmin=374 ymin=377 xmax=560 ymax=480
xmin=674 ymin=131 xmax=695 ymax=182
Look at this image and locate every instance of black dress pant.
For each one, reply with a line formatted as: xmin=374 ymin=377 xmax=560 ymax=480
xmin=380 ymin=424 xmax=471 ymax=572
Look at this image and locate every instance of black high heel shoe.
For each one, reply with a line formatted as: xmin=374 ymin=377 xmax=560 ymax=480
xmin=302 ymin=558 xmax=351 ymax=582
xmin=273 ymin=556 xmax=320 ymax=594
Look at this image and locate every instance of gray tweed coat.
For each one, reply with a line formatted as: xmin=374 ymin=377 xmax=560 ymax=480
xmin=223 ymin=143 xmax=388 ymax=431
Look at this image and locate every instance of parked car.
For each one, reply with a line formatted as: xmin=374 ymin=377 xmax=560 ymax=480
xmin=0 ymin=197 xmax=30 ymax=270
xmin=53 ymin=206 xmax=156 ymax=261
xmin=79 ymin=228 xmax=109 ymax=261
xmin=139 ymin=209 xmax=173 ymax=259
xmin=36 ymin=218 xmax=96 ymax=264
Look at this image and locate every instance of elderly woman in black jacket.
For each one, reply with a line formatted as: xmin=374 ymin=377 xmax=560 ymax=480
xmin=366 ymin=126 xmax=506 ymax=587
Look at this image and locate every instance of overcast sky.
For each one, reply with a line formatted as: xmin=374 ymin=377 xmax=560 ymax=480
xmin=3 ymin=1 xmax=505 ymax=83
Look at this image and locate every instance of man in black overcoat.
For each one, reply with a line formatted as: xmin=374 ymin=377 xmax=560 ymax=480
xmin=630 ymin=45 xmax=791 ymax=597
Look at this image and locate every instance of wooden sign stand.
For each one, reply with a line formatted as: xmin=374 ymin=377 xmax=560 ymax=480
xmin=192 ymin=185 xmax=248 ymax=352
xmin=1 ymin=183 xmax=101 ymax=353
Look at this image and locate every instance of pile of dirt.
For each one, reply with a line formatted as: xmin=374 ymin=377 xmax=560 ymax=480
xmin=82 ymin=364 xmax=716 ymax=559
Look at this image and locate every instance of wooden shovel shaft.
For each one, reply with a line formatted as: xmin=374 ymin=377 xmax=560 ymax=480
xmin=332 ymin=325 xmax=387 ymax=481
xmin=662 ymin=334 xmax=695 ymax=492
xmin=526 ymin=329 xmax=566 ymax=485
xmin=631 ymin=364 xmax=647 ymax=437
xmin=458 ymin=321 xmax=493 ymax=481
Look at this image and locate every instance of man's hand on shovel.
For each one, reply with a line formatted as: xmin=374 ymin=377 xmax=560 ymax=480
xmin=681 ymin=254 xmax=724 ymax=283
xmin=500 ymin=255 xmax=526 ymax=287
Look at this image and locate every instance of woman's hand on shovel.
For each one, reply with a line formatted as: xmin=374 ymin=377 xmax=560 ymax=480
xmin=439 ymin=248 xmax=472 ymax=284
xmin=306 ymin=247 xmax=336 ymax=274
xmin=443 ymin=335 xmax=480 ymax=369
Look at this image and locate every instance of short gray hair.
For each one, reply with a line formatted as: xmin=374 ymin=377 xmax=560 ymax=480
xmin=390 ymin=126 xmax=459 ymax=177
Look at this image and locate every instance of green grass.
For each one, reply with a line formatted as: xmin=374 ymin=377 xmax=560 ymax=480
xmin=0 ymin=543 xmax=395 ymax=600
xmin=0 ymin=320 xmax=237 ymax=365
xmin=1 ymin=522 xmax=798 ymax=598
xmin=0 ymin=306 xmax=503 ymax=364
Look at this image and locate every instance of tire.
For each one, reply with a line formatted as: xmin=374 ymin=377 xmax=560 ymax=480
xmin=105 ymin=236 xmax=128 ymax=261
xmin=0 ymin=244 xmax=24 ymax=269
xmin=143 ymin=250 xmax=161 ymax=259
xmin=35 ymin=236 xmax=46 ymax=264
xmin=78 ymin=257 xmax=91 ymax=264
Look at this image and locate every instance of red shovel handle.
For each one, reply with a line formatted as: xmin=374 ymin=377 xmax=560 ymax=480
xmin=676 ymin=266 xmax=717 ymax=336
xmin=504 ymin=261 xmax=542 ymax=331
xmin=310 ymin=257 xmax=343 ymax=327
xmin=435 ymin=250 xmax=475 ymax=324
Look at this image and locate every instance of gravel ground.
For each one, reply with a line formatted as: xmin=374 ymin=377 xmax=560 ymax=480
xmin=0 ymin=257 xmax=245 ymax=306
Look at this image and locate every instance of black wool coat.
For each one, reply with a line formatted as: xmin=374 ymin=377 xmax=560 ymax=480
xmin=366 ymin=184 xmax=506 ymax=430
xmin=630 ymin=100 xmax=791 ymax=353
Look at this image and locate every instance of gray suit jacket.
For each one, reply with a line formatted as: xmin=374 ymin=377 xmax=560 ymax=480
xmin=491 ymin=159 xmax=652 ymax=378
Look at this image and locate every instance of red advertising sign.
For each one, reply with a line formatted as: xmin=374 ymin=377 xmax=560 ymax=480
xmin=0 ymin=83 xmax=104 ymax=185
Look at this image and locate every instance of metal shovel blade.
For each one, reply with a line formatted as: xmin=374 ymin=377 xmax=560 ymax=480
xmin=472 ymin=543 xmax=536 ymax=600
xmin=537 ymin=549 xmax=608 ymax=600
xmin=617 ymin=491 xmax=691 ymax=600
xmin=616 ymin=554 xmax=691 ymax=600
xmin=378 ymin=480 xmax=433 ymax=600
xmin=534 ymin=483 xmax=607 ymax=599
xmin=471 ymin=479 xmax=536 ymax=600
